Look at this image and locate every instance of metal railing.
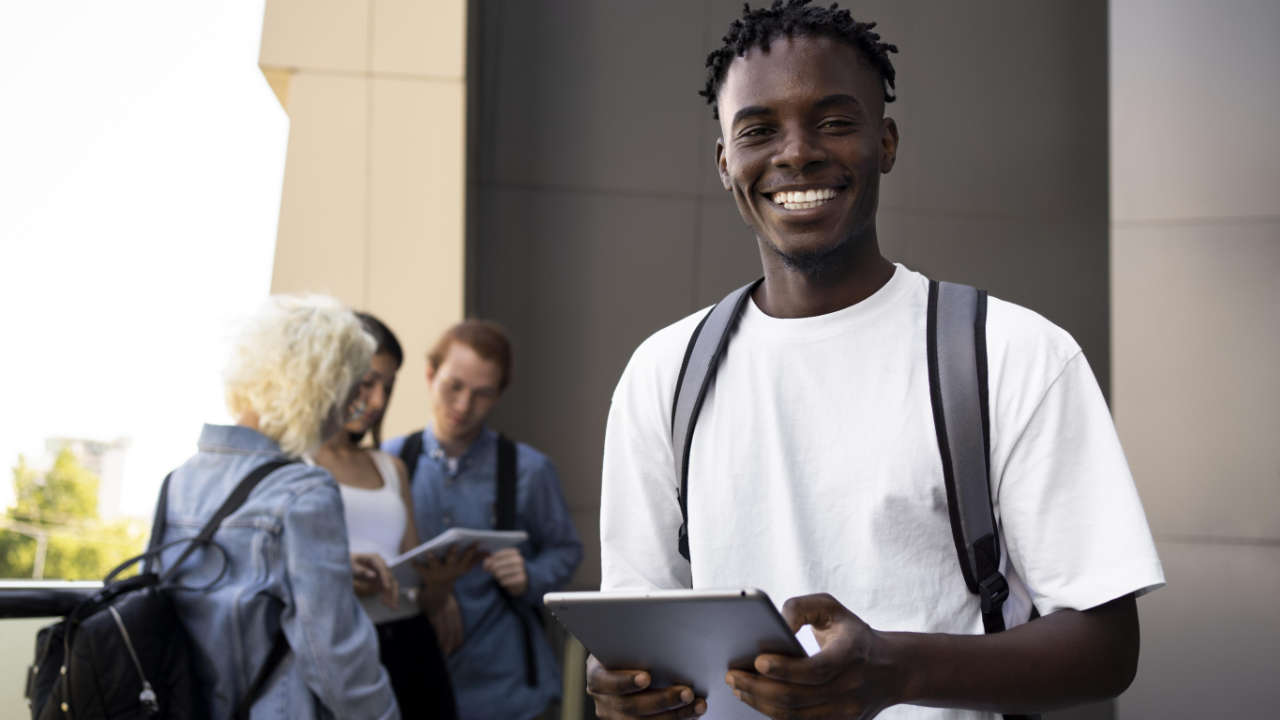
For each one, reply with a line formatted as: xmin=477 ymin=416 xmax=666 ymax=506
xmin=0 ymin=580 xmax=101 ymax=619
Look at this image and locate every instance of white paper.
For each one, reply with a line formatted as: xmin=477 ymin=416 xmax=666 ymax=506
xmin=386 ymin=527 xmax=528 ymax=568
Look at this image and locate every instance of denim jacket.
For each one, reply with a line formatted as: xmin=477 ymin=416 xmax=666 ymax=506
xmin=157 ymin=425 xmax=399 ymax=720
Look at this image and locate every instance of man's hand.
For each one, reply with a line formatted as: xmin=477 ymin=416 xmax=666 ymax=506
xmin=415 ymin=543 xmax=482 ymax=587
xmin=483 ymin=546 xmax=530 ymax=596
xmin=350 ymin=553 xmax=399 ymax=609
xmin=725 ymin=593 xmax=902 ymax=719
xmin=586 ymin=654 xmax=706 ymax=719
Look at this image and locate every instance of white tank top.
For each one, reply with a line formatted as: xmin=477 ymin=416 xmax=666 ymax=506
xmin=337 ymin=450 xmax=408 ymax=561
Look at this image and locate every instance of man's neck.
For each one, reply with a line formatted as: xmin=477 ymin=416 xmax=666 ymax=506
xmin=435 ymin=426 xmax=483 ymax=460
xmin=754 ymin=232 xmax=894 ymax=318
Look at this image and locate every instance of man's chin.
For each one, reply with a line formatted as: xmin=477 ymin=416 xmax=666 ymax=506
xmin=767 ymin=236 xmax=850 ymax=277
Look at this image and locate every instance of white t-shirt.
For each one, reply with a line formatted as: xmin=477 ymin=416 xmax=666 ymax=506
xmin=337 ymin=450 xmax=408 ymax=562
xmin=600 ymin=265 xmax=1164 ymax=720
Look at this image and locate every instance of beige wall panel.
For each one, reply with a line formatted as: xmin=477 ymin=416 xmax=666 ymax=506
xmin=271 ymin=72 xmax=368 ymax=303
xmin=260 ymin=0 xmax=370 ymax=73
xmin=1112 ymin=222 xmax=1280 ymax=540
xmin=368 ymin=77 xmax=466 ymax=440
xmin=1111 ymin=0 xmax=1280 ymax=222
xmin=1120 ymin=540 xmax=1280 ymax=717
xmin=372 ymin=0 xmax=466 ymax=79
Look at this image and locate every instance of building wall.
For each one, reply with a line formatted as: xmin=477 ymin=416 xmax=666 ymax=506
xmin=260 ymin=0 xmax=468 ymax=439
xmin=1110 ymin=1 xmax=1280 ymax=716
xmin=468 ymin=3 xmax=1111 ymax=717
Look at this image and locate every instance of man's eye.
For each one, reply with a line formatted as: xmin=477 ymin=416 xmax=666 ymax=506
xmin=820 ymin=119 xmax=855 ymax=131
xmin=740 ymin=126 xmax=773 ymax=138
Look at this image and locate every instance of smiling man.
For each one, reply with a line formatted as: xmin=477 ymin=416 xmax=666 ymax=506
xmin=590 ymin=2 xmax=1163 ymax=719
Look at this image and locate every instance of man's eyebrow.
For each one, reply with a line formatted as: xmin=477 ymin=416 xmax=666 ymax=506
xmin=730 ymin=105 xmax=772 ymax=126
xmin=814 ymin=93 xmax=863 ymax=111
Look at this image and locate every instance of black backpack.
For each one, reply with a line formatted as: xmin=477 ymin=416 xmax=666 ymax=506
xmin=26 ymin=459 xmax=295 ymax=720
xmin=671 ymin=278 xmax=1038 ymax=720
xmin=397 ymin=431 xmax=540 ymax=686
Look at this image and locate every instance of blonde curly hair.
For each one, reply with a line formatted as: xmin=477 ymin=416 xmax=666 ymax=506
xmin=224 ymin=294 xmax=375 ymax=456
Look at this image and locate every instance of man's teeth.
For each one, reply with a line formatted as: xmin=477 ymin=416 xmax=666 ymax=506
xmin=772 ymin=188 xmax=838 ymax=209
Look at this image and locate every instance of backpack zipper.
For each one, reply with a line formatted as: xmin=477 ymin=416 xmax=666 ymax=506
xmin=107 ymin=606 xmax=160 ymax=715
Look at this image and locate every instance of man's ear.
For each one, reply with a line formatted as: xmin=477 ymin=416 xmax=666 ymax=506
xmin=880 ymin=117 xmax=899 ymax=174
xmin=425 ymin=362 xmax=435 ymax=385
xmin=716 ymin=138 xmax=731 ymax=190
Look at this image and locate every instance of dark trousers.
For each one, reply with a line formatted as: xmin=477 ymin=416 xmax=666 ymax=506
xmin=376 ymin=614 xmax=458 ymax=720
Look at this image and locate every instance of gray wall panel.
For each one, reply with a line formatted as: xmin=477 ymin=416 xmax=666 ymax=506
xmin=1110 ymin=2 xmax=1279 ymax=716
xmin=482 ymin=0 xmax=708 ymax=194
xmin=1113 ymin=221 xmax=1280 ymax=540
xmin=1119 ymin=540 xmax=1280 ymax=717
xmin=1111 ymin=0 xmax=1280 ymax=222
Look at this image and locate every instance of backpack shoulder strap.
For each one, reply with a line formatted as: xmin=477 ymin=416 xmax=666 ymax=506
xmin=671 ymin=278 xmax=762 ymax=561
xmin=398 ymin=429 xmax=426 ymax=485
xmin=495 ymin=433 xmax=517 ymax=530
xmin=927 ymin=280 xmax=1009 ymax=633
xmin=159 ymin=458 xmax=297 ymax=584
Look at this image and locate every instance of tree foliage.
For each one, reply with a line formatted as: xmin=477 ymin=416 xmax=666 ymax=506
xmin=0 ymin=448 xmax=146 ymax=580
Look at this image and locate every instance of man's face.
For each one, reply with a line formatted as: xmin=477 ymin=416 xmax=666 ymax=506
xmin=715 ymin=34 xmax=898 ymax=271
xmin=426 ymin=341 xmax=503 ymax=444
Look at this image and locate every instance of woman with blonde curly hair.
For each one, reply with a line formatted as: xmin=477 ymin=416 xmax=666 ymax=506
xmin=155 ymin=294 xmax=399 ymax=720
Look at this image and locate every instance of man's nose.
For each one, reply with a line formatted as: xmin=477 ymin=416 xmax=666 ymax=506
xmin=773 ymin=128 xmax=826 ymax=170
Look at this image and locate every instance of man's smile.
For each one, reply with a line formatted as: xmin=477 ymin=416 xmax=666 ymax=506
xmin=761 ymin=184 xmax=847 ymax=212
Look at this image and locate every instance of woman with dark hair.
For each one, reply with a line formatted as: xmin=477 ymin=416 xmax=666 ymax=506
xmin=313 ymin=312 xmax=474 ymax=719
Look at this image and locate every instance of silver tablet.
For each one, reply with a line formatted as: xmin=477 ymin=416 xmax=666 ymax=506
xmin=543 ymin=588 xmax=804 ymax=718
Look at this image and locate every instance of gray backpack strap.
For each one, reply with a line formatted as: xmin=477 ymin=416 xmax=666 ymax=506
xmin=929 ymin=281 xmax=1040 ymax=720
xmin=671 ymin=278 xmax=762 ymax=561
xmin=927 ymin=281 xmax=1010 ymax=630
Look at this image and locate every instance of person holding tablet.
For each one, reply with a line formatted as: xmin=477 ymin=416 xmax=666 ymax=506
xmin=313 ymin=312 xmax=475 ymax=719
xmin=384 ymin=320 xmax=582 ymax=720
xmin=590 ymin=2 xmax=1164 ymax=719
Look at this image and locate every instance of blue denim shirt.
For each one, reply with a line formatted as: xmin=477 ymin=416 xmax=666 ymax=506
xmin=383 ymin=427 xmax=582 ymax=720
xmin=158 ymin=425 xmax=399 ymax=720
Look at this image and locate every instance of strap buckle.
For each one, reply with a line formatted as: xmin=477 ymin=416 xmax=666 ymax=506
xmin=978 ymin=572 xmax=1009 ymax=614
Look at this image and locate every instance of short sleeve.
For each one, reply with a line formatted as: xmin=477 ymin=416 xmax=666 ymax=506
xmin=996 ymin=352 xmax=1165 ymax=615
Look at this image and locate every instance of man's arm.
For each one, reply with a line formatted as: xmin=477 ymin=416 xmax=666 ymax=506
xmin=727 ymin=592 xmax=1138 ymax=718
xmin=516 ymin=456 xmax=582 ymax=602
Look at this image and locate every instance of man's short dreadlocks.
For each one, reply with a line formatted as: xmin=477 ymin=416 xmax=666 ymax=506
xmin=700 ymin=0 xmax=899 ymax=119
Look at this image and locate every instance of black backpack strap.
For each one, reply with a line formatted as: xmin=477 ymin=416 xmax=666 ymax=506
xmin=159 ymin=458 xmax=296 ymax=584
xmin=495 ymin=433 xmax=517 ymax=530
xmin=234 ymin=628 xmax=290 ymax=720
xmin=398 ymin=429 xmax=426 ymax=486
xmin=491 ymin=432 xmax=538 ymax=686
xmin=671 ymin=278 xmax=762 ymax=561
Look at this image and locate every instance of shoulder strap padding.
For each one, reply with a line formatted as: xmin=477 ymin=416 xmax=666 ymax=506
xmin=495 ymin=433 xmax=517 ymax=530
xmin=398 ymin=429 xmax=426 ymax=486
xmin=671 ymin=278 xmax=762 ymax=561
xmin=927 ymin=280 xmax=1010 ymax=634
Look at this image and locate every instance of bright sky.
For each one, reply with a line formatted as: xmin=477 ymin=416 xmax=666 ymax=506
xmin=0 ymin=1 xmax=287 ymax=517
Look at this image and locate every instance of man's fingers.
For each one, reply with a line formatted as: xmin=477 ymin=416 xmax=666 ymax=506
xmin=726 ymin=669 xmax=828 ymax=708
xmin=591 ymin=686 xmax=701 ymax=717
xmin=732 ymin=687 xmax=835 ymax=720
xmin=780 ymin=592 xmax=847 ymax=633
xmin=593 ymin=697 xmax=707 ymax=719
xmin=749 ymin=652 xmax=840 ymax=685
xmin=586 ymin=655 xmax=651 ymax=695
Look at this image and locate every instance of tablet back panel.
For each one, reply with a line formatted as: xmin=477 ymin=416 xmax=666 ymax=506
xmin=545 ymin=589 xmax=804 ymax=719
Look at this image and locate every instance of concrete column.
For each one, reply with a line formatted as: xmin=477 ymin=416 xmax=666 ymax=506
xmin=260 ymin=0 xmax=468 ymax=438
